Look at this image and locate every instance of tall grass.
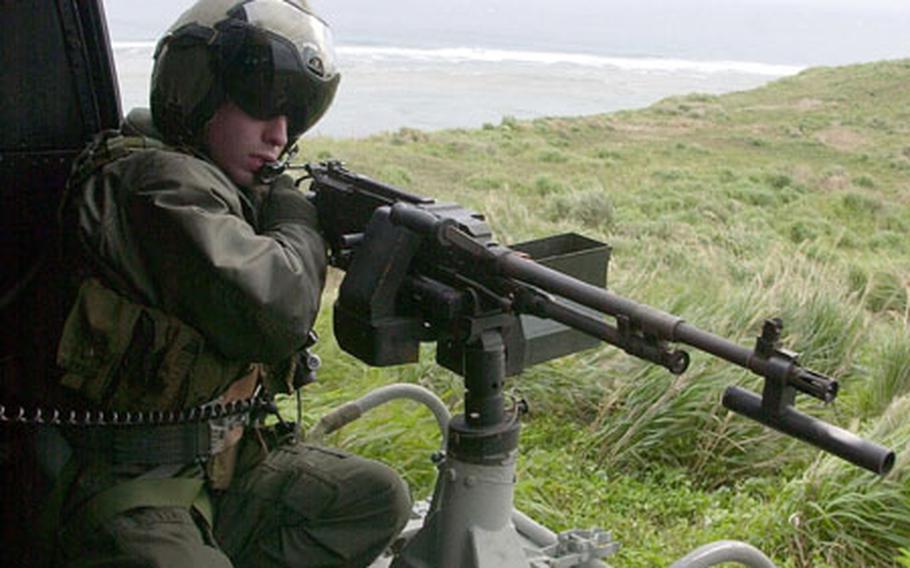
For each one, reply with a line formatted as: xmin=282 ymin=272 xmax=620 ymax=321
xmin=288 ymin=59 xmax=910 ymax=567
xmin=771 ymin=394 xmax=910 ymax=567
xmin=580 ymin=252 xmax=871 ymax=486
xmin=856 ymin=324 xmax=910 ymax=418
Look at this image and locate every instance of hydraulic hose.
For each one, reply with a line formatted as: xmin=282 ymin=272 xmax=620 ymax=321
xmin=308 ymin=383 xmax=571 ymax=553
xmin=306 ymin=383 xmax=451 ymax=449
xmin=669 ymin=540 xmax=777 ymax=568
xmin=511 ymin=508 xmax=558 ymax=547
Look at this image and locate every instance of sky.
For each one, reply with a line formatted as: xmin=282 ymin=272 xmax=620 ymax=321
xmin=105 ymin=0 xmax=910 ymax=66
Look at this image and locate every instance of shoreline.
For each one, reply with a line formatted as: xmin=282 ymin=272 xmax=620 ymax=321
xmin=112 ymin=43 xmax=795 ymax=140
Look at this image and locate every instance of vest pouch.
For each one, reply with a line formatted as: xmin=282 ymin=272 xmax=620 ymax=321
xmin=57 ymin=278 xmax=247 ymax=410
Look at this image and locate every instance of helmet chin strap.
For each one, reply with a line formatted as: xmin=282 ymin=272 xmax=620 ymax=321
xmin=255 ymin=143 xmax=300 ymax=184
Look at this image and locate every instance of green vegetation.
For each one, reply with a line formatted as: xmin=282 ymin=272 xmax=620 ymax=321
xmin=287 ymin=60 xmax=910 ymax=566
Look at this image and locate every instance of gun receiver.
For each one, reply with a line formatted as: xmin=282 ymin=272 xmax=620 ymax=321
xmin=304 ymin=161 xmax=895 ymax=475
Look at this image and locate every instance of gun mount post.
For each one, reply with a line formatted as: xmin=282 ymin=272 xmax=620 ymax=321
xmin=392 ymin=328 xmax=531 ymax=568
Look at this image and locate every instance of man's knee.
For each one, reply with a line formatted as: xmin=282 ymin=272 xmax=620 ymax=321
xmin=348 ymin=456 xmax=412 ymax=532
xmin=222 ymin=443 xmax=412 ymax=566
xmin=292 ymin=445 xmax=411 ymax=531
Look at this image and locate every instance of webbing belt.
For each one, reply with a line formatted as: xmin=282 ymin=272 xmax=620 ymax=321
xmin=65 ymin=421 xmax=213 ymax=464
xmin=46 ymin=395 xmax=268 ymax=465
xmin=35 ymin=398 xmax=273 ymax=564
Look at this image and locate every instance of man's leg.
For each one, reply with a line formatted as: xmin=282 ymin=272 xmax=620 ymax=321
xmin=215 ymin=439 xmax=411 ymax=568
xmin=57 ymin=461 xmax=232 ymax=568
xmin=63 ymin=506 xmax=233 ymax=568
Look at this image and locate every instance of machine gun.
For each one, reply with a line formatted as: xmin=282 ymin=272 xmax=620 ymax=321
xmin=302 ymin=160 xmax=895 ymax=568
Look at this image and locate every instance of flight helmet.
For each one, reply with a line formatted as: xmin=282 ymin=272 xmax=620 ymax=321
xmin=150 ymin=0 xmax=340 ymax=146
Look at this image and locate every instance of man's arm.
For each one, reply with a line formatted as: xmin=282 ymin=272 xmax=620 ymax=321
xmin=100 ymin=150 xmax=326 ymax=364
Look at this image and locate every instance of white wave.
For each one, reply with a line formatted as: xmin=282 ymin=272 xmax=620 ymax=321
xmin=112 ymin=41 xmax=804 ymax=77
xmin=337 ymin=45 xmax=804 ymax=76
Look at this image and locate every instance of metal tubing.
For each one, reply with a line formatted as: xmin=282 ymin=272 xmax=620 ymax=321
xmin=669 ymin=540 xmax=777 ymax=568
xmin=498 ymin=253 xmax=757 ymax=365
xmin=723 ymin=386 xmax=895 ymax=475
xmin=525 ymin=293 xmax=689 ymax=373
xmin=510 ymin=508 xmax=557 ymax=547
xmin=497 ymin=253 xmax=822 ymax=373
xmin=524 ymin=292 xmax=624 ymax=345
xmin=307 ymin=384 xmax=451 ymax=448
xmin=497 ymin=253 xmax=679 ymax=331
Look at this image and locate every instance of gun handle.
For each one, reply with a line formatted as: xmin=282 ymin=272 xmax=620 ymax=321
xmin=723 ymin=386 xmax=895 ymax=475
xmin=390 ymin=203 xmax=442 ymax=237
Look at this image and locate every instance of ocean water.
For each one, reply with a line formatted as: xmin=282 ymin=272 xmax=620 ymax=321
xmin=112 ymin=42 xmax=800 ymax=139
xmin=107 ymin=0 xmax=910 ymax=139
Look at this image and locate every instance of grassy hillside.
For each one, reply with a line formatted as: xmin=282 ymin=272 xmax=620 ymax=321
xmin=288 ymin=59 xmax=910 ymax=567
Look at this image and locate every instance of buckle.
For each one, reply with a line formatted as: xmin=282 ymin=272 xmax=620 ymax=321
xmin=207 ymin=410 xmax=251 ymax=455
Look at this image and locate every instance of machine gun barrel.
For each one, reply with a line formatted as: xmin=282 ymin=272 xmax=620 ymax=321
xmin=390 ymin=203 xmax=779 ymax=370
xmin=496 ymin=252 xmax=836 ymax=398
xmin=511 ymin=288 xmax=690 ymax=374
xmin=498 ymin=253 xmax=750 ymax=362
xmin=723 ymin=386 xmax=895 ymax=474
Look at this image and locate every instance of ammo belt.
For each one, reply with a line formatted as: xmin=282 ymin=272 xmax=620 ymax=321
xmin=4 ymin=395 xmax=276 ymax=465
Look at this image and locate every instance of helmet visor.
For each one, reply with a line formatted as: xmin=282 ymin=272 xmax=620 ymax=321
xmin=220 ymin=7 xmax=339 ymax=138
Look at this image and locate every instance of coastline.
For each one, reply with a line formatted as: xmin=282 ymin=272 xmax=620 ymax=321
xmin=112 ymin=42 xmax=798 ymax=139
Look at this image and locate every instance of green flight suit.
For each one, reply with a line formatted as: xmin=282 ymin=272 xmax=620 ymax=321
xmin=52 ymin=136 xmax=411 ymax=567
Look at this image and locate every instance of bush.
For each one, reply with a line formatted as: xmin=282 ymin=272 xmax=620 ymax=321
xmin=532 ymin=175 xmax=565 ymax=195
xmin=379 ymin=165 xmax=413 ymax=185
xmin=548 ymin=190 xmax=614 ymax=230
xmin=853 ymin=174 xmax=876 ymax=188
xmin=865 ymin=271 xmax=908 ymax=314
xmin=765 ymin=173 xmax=792 ymax=189
xmin=841 ymin=192 xmax=882 ymax=215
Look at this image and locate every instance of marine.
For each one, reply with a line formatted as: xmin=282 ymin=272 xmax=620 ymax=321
xmin=45 ymin=0 xmax=411 ymax=565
